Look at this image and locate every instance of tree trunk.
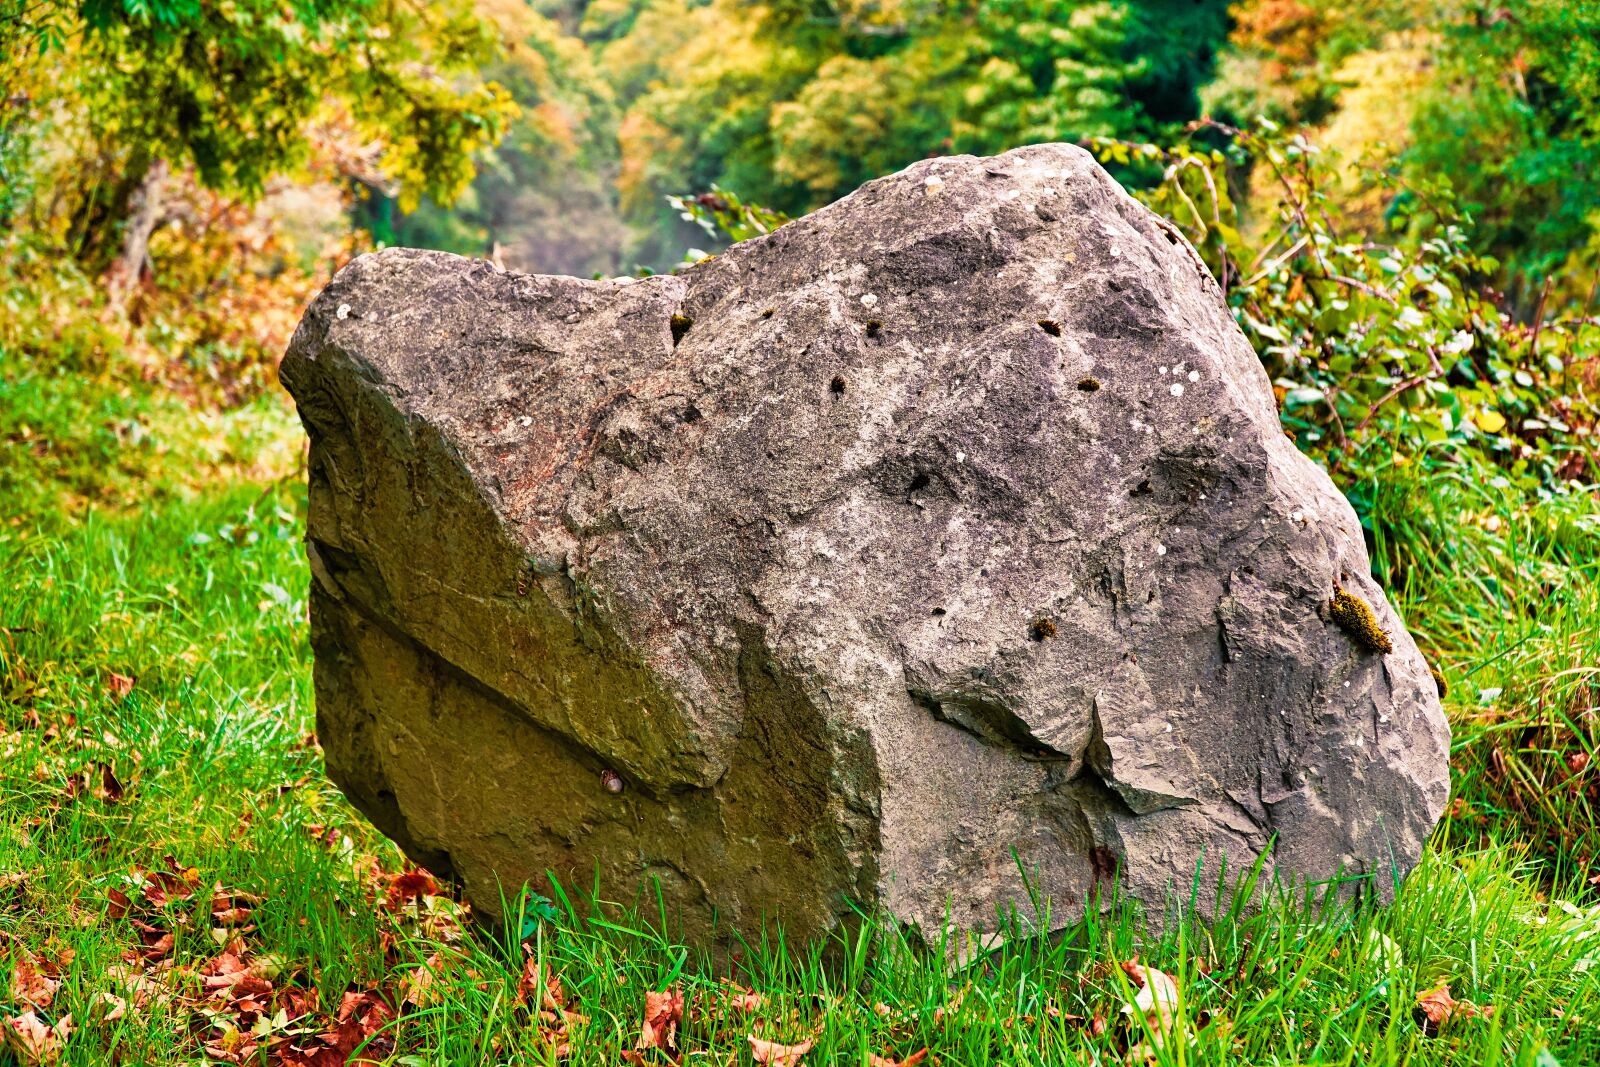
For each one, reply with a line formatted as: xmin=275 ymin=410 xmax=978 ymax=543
xmin=103 ymin=158 xmax=169 ymax=316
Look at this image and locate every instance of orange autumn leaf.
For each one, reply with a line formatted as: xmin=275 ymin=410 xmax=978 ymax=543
xmin=384 ymin=868 xmax=438 ymax=909
xmin=869 ymin=1049 xmax=929 ymax=1067
xmin=749 ymin=1035 xmax=814 ymax=1066
xmin=518 ymin=957 xmax=566 ymax=1011
xmin=622 ymin=986 xmax=684 ymax=1064
xmin=106 ymin=673 xmax=134 ymax=701
xmin=1415 ymin=980 xmax=1491 ymax=1034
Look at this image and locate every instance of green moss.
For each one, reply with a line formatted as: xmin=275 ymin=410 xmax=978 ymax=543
xmin=1330 ymin=586 xmax=1393 ymax=654
xmin=670 ymin=314 xmax=694 ymax=346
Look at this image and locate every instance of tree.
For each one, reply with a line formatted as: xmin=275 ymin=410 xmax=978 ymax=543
xmin=2 ymin=0 xmax=514 ymax=305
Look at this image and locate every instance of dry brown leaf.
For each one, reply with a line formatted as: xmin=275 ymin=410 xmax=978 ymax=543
xmin=518 ymin=957 xmax=566 ymax=1011
xmin=749 ymin=1035 xmax=814 ymax=1066
xmin=106 ymin=887 xmax=131 ymax=919
xmin=106 ymin=673 xmax=134 ymax=701
xmin=1415 ymin=981 xmax=1491 ymax=1035
xmin=384 ymin=868 xmax=438 ymax=910
xmin=97 ymin=992 xmax=126 ymax=1023
xmin=3 ymin=1012 xmax=71 ymax=1065
xmin=869 ymin=1049 xmax=928 ymax=1067
xmin=10 ymin=950 xmax=59 ymax=1010
xmin=402 ymin=953 xmax=444 ymax=1008
xmin=620 ymin=986 xmax=685 ymax=1064
xmin=932 ymin=983 xmax=968 ymax=1024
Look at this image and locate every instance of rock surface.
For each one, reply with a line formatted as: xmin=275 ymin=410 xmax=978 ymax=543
xmin=280 ymin=143 xmax=1450 ymax=946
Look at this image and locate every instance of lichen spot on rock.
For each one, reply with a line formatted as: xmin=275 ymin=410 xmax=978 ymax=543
xmin=1330 ymin=586 xmax=1394 ymax=654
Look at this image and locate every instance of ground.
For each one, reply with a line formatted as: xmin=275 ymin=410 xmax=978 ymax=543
xmin=1 ymin=342 xmax=1597 ymax=1066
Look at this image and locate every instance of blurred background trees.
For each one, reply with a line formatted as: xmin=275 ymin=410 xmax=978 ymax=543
xmin=1 ymin=0 xmax=1596 ymax=405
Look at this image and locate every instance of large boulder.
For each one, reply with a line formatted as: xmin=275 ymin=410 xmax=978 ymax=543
xmin=280 ymin=143 xmax=1450 ymax=947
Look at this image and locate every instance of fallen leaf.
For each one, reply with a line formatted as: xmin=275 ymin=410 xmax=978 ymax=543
xmin=10 ymin=950 xmax=59 ymax=1010
xmin=3 ymin=1012 xmax=70 ymax=1064
xmin=1119 ymin=961 xmax=1182 ymax=1047
xmin=106 ymin=673 xmax=134 ymax=701
xmin=106 ymin=887 xmax=130 ymax=919
xmin=869 ymin=1049 xmax=928 ymax=1067
xmin=749 ymin=1035 xmax=814 ymax=1066
xmin=384 ymin=868 xmax=438 ymax=910
xmin=1415 ymin=980 xmax=1490 ymax=1035
xmin=932 ymin=983 xmax=968 ymax=1024
xmin=401 ymin=954 xmax=444 ymax=1008
xmin=622 ymin=986 xmax=684 ymax=1064
xmin=517 ymin=957 xmax=566 ymax=1011
xmin=97 ymin=992 xmax=126 ymax=1023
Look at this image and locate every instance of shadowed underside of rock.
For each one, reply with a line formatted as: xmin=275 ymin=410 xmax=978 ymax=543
xmin=279 ymin=142 xmax=1450 ymax=947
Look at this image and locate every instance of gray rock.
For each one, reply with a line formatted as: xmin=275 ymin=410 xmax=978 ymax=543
xmin=280 ymin=143 xmax=1450 ymax=947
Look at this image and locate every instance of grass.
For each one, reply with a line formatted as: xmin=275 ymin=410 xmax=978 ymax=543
xmin=2 ymin=344 xmax=1599 ymax=1066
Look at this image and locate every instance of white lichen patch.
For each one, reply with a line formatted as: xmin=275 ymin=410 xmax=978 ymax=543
xmin=860 ymin=293 xmax=879 ymax=308
xmin=1169 ymin=383 xmax=1185 ymax=397
xmin=336 ymin=303 xmax=351 ymax=320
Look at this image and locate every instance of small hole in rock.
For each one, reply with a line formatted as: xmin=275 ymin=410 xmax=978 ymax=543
xmin=908 ymin=473 xmax=931 ymax=493
xmin=829 ymin=375 xmax=847 ymax=395
xmin=865 ymin=319 xmax=883 ymax=338
xmin=761 ymin=308 xmax=775 ymax=319
xmin=1077 ymin=377 xmax=1101 ymax=392
xmin=670 ymin=314 xmax=694 ymax=346
xmin=1037 ymin=319 xmax=1062 ymax=337
xmin=931 ymin=607 xmax=946 ymax=616
xmin=1131 ymin=479 xmax=1152 ymax=497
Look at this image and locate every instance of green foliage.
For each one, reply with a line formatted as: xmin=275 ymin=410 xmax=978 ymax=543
xmin=1093 ymin=120 xmax=1599 ymax=490
xmin=1407 ymin=0 xmax=1600 ymax=304
xmin=606 ymin=0 xmax=1231 ymax=245
xmin=2 ymin=0 xmax=513 ymax=266
xmin=1201 ymin=0 xmax=1600 ymax=312
xmin=668 ymin=185 xmax=790 ymax=262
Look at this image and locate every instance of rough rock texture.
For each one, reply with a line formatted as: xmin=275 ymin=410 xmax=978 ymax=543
xmin=280 ymin=143 xmax=1450 ymax=946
